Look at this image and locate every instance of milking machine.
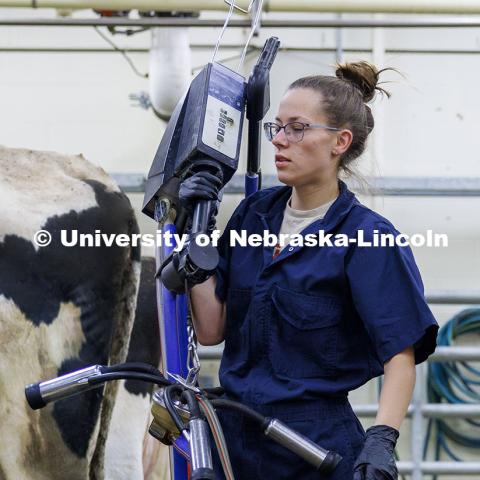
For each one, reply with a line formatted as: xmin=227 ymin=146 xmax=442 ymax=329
xmin=25 ymin=364 xmax=342 ymax=480
xmin=25 ymin=3 xmax=343 ymax=479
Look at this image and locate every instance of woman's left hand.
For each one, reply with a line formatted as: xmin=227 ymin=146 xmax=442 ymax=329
xmin=352 ymin=424 xmax=399 ymax=479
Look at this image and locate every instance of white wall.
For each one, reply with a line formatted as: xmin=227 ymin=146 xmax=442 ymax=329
xmin=1 ymin=7 xmax=480 ymax=475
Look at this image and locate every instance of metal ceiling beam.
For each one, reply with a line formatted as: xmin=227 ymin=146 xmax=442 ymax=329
xmin=2 ymin=17 xmax=480 ymax=28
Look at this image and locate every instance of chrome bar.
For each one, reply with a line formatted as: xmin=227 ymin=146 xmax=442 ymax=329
xmin=116 ymin=174 xmax=480 ymax=196
xmin=411 ymin=364 xmax=424 ymax=480
xmin=4 ymin=18 xmax=480 ymax=28
xmin=426 ymin=291 xmax=480 ymax=305
xmin=431 ymin=346 xmax=480 ymax=361
xmin=353 ymin=404 xmax=480 ymax=418
xmin=397 ymin=462 xmax=480 ymax=475
xmin=198 ymin=345 xmax=480 ymax=362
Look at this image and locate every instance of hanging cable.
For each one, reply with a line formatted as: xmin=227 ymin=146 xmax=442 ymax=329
xmin=223 ymin=0 xmax=256 ymax=15
xmin=424 ymin=308 xmax=480 ymax=480
xmin=93 ymin=26 xmax=148 ymax=78
xmin=211 ymin=0 xmax=237 ymax=63
xmin=212 ymin=0 xmax=260 ymax=68
xmin=238 ymin=0 xmax=265 ymax=70
xmin=193 ymin=47 xmax=258 ymax=73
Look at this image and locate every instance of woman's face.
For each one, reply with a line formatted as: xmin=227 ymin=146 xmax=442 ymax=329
xmin=272 ymin=88 xmax=348 ymax=188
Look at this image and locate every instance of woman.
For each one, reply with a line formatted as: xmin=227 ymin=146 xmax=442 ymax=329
xmin=182 ymin=61 xmax=438 ymax=479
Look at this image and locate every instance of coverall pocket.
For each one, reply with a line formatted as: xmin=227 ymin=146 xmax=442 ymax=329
xmin=269 ymin=285 xmax=342 ymax=378
xmin=222 ymin=288 xmax=252 ymax=370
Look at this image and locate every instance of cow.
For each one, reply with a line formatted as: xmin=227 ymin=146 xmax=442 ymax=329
xmin=105 ymin=256 xmax=168 ymax=480
xmin=0 ymin=146 xmax=167 ymax=480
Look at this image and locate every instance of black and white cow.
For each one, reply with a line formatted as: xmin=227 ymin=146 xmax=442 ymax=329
xmin=105 ymin=256 xmax=168 ymax=480
xmin=0 ymin=146 xmax=166 ymax=480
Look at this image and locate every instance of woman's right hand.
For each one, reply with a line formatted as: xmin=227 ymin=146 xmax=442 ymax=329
xmin=179 ymin=172 xmax=226 ymax=344
xmin=179 ymin=171 xmax=223 ymax=210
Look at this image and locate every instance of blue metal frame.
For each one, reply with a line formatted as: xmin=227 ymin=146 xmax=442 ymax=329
xmin=156 ymin=221 xmax=190 ymax=480
xmin=158 ymin=172 xmax=259 ymax=480
xmin=245 ymin=173 xmax=260 ymax=198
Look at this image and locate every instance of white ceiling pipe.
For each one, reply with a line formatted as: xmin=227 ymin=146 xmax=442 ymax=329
xmin=149 ymin=27 xmax=192 ymax=120
xmin=3 ymin=0 xmax=480 ymax=14
xmin=0 ymin=0 xmax=249 ymax=9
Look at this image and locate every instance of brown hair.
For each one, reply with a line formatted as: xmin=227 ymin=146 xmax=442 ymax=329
xmin=288 ymin=61 xmax=394 ymax=176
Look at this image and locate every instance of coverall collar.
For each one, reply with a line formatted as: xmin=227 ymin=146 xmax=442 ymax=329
xmin=254 ymin=179 xmax=358 ymax=234
xmin=253 ymin=180 xmax=358 ymax=266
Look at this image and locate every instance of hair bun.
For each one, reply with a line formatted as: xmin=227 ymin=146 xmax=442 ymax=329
xmin=335 ymin=61 xmax=391 ymax=103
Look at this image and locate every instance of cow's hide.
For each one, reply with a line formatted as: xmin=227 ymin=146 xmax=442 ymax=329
xmin=105 ymin=257 xmax=164 ymax=480
xmin=0 ymin=146 xmax=162 ymax=479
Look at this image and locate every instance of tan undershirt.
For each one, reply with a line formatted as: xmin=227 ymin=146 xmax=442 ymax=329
xmin=272 ymin=195 xmax=337 ymax=258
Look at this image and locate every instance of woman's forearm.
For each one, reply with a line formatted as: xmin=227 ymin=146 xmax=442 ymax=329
xmin=375 ymin=346 xmax=416 ymax=430
xmin=188 ymin=275 xmax=226 ymax=346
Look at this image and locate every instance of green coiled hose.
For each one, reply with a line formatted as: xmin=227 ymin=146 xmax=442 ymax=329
xmin=424 ymin=308 xmax=480 ymax=479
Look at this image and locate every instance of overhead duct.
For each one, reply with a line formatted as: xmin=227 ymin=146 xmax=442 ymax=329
xmin=149 ymin=27 xmax=191 ymax=121
xmin=2 ymin=0 xmax=480 ymax=14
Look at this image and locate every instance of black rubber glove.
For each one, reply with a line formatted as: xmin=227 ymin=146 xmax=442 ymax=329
xmin=179 ymin=171 xmax=222 ymax=237
xmin=178 ymin=171 xmax=223 ymax=212
xmin=353 ymin=425 xmax=399 ymax=480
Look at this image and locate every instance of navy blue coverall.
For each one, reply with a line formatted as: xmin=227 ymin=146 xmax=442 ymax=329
xmin=212 ymin=180 xmax=438 ymax=479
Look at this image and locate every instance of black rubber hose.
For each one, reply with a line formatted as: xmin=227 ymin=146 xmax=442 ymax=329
xmin=210 ymin=398 xmax=266 ymax=426
xmin=181 ymin=389 xmax=202 ymax=419
xmin=203 ymin=387 xmax=225 ymax=398
xmin=88 ymin=371 xmax=171 ymax=387
xmin=164 ymin=384 xmax=188 ymax=433
xmin=101 ymin=362 xmax=164 ymax=377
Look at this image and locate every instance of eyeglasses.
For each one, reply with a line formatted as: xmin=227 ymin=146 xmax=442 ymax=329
xmin=263 ymin=121 xmax=340 ymax=143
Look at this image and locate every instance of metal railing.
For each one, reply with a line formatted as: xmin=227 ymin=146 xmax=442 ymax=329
xmin=113 ymin=173 xmax=480 ymax=196
xmin=197 ymin=293 xmax=480 ymax=477
xmin=198 ymin=344 xmax=480 ymax=478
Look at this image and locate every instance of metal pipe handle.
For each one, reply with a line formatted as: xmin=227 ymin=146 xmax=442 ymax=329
xmin=264 ymin=418 xmax=342 ymax=474
xmin=25 ymin=365 xmax=104 ymax=410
